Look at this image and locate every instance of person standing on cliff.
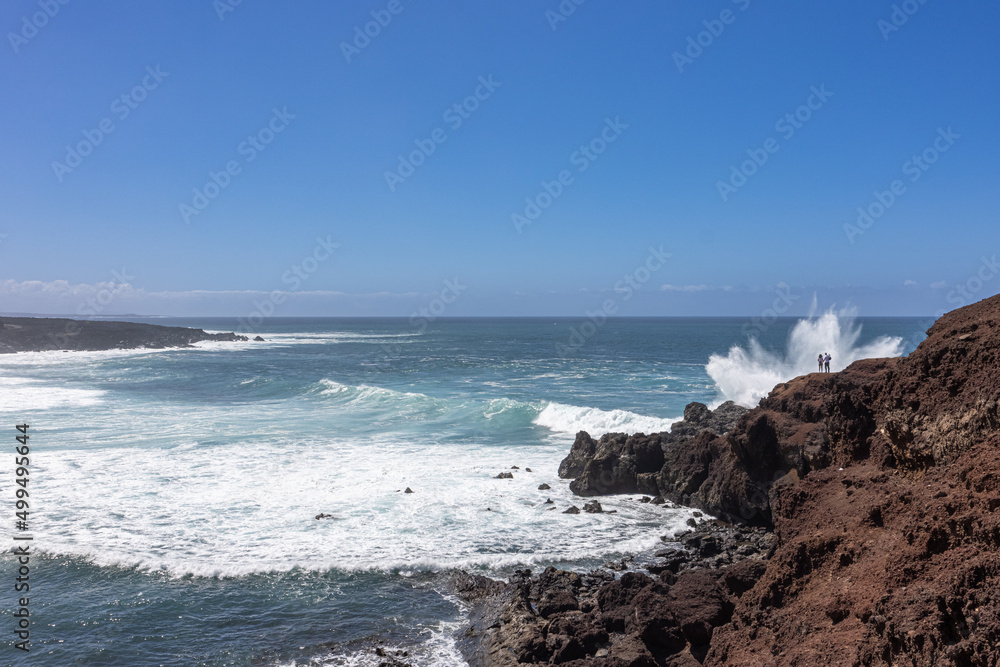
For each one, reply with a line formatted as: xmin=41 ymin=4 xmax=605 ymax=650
xmin=818 ymin=353 xmax=824 ymax=372
xmin=824 ymin=353 xmax=831 ymax=372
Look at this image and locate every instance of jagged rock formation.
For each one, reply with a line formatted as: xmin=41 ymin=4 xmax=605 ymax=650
xmin=453 ymin=519 xmax=775 ymax=667
xmin=463 ymin=294 xmax=1000 ymax=666
xmin=558 ymin=401 xmax=748 ymax=510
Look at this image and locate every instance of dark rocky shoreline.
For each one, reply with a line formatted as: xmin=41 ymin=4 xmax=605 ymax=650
xmin=452 ymin=519 xmax=775 ymax=667
xmin=454 ymin=294 xmax=1000 ymax=666
xmin=0 ymin=316 xmax=249 ymax=353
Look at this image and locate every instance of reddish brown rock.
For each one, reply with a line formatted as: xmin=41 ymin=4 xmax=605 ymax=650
xmin=460 ymin=294 xmax=1000 ymax=666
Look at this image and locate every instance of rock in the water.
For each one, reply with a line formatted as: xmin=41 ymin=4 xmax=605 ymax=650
xmin=511 ymin=465 xmax=519 ymax=469
xmin=495 ymin=472 xmax=513 ymax=479
xmin=315 ymin=513 xmax=335 ymax=520
xmin=538 ymin=483 xmax=551 ymax=490
xmin=583 ymin=500 xmax=603 ymax=513
xmin=253 ymin=335 xmax=265 ymax=341
xmin=525 ymin=467 xmax=532 ymax=472
xmin=544 ymin=498 xmax=554 ymax=504
xmin=404 ymin=487 xmax=413 ymax=493
xmin=557 ymin=400 xmax=748 ymax=510
xmin=562 ymin=506 xmax=580 ymax=514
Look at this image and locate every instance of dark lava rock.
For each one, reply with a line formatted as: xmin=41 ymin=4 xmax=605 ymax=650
xmin=0 ymin=316 xmax=249 ymax=354
xmin=538 ymin=483 xmax=551 ymax=490
xmin=563 ymin=506 xmax=580 ymax=514
xmin=583 ymin=500 xmax=603 ymax=513
xmin=458 ymin=295 xmax=1000 ymax=667
xmin=253 ymin=335 xmax=265 ymax=341
xmin=558 ymin=401 xmax=750 ymax=519
xmin=403 ymin=487 xmax=413 ymax=494
xmin=495 ymin=472 xmax=513 ymax=479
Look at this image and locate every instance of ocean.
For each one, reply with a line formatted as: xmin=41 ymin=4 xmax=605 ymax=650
xmin=1 ymin=314 xmax=923 ymax=666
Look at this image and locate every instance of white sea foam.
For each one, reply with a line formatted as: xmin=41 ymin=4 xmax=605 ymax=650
xmin=533 ymin=402 xmax=680 ymax=435
xmin=706 ymin=309 xmax=905 ymax=408
xmin=227 ymin=332 xmax=423 ymax=347
xmin=33 ymin=422 xmax=695 ymax=578
xmin=0 ymin=376 xmax=106 ymax=410
xmin=275 ymin=622 xmax=468 ymax=667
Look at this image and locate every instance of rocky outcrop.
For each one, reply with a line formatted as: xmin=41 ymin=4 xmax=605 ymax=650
xmin=0 ymin=316 xmax=248 ymax=353
xmin=454 ymin=520 xmax=774 ymax=667
xmin=478 ymin=294 xmax=1000 ymax=666
xmin=560 ymin=295 xmax=1000 ymax=527
xmin=559 ymin=401 xmax=749 ymax=509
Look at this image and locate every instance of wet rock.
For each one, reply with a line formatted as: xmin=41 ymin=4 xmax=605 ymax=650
xmin=495 ymin=472 xmax=513 ymax=479
xmin=583 ymin=500 xmax=603 ymax=513
xmin=459 ymin=295 xmax=1000 ymax=667
xmin=538 ymin=483 xmax=551 ymax=490
xmin=563 ymin=506 xmax=580 ymax=514
xmin=403 ymin=487 xmax=413 ymax=494
xmin=253 ymin=335 xmax=265 ymax=341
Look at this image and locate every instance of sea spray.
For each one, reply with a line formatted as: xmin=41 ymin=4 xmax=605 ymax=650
xmin=706 ymin=309 xmax=904 ymax=407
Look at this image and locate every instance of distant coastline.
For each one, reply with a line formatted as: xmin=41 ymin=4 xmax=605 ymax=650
xmin=0 ymin=316 xmax=250 ymax=354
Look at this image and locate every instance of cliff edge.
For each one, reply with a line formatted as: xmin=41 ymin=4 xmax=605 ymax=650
xmin=460 ymin=294 xmax=1000 ymax=666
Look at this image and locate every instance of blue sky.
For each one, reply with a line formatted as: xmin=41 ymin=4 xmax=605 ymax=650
xmin=1 ymin=0 xmax=997 ymax=317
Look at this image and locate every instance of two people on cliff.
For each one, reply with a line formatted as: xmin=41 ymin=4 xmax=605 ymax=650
xmin=817 ymin=353 xmax=831 ymax=373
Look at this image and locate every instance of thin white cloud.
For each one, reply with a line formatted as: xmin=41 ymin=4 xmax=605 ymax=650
xmin=660 ymin=284 xmax=712 ymax=292
xmin=0 ymin=278 xmax=427 ymax=316
xmin=930 ymin=281 xmax=947 ymax=289
xmin=903 ymin=279 xmax=918 ymax=286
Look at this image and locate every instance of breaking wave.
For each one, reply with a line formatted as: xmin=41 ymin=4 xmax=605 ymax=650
xmin=706 ymin=309 xmax=904 ymax=408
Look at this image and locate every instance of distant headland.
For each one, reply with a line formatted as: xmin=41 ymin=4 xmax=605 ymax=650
xmin=0 ymin=316 xmax=252 ymax=354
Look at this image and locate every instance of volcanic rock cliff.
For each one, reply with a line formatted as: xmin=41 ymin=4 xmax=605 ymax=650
xmin=458 ymin=294 xmax=1000 ymax=666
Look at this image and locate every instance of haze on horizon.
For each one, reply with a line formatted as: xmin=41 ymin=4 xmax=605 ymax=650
xmin=1 ymin=1 xmax=997 ymax=319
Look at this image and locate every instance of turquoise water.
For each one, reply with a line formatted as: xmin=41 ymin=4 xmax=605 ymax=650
xmin=0 ymin=316 xmax=924 ymax=665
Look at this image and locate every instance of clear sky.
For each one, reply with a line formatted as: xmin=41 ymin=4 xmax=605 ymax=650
xmin=1 ymin=0 xmax=997 ymax=318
